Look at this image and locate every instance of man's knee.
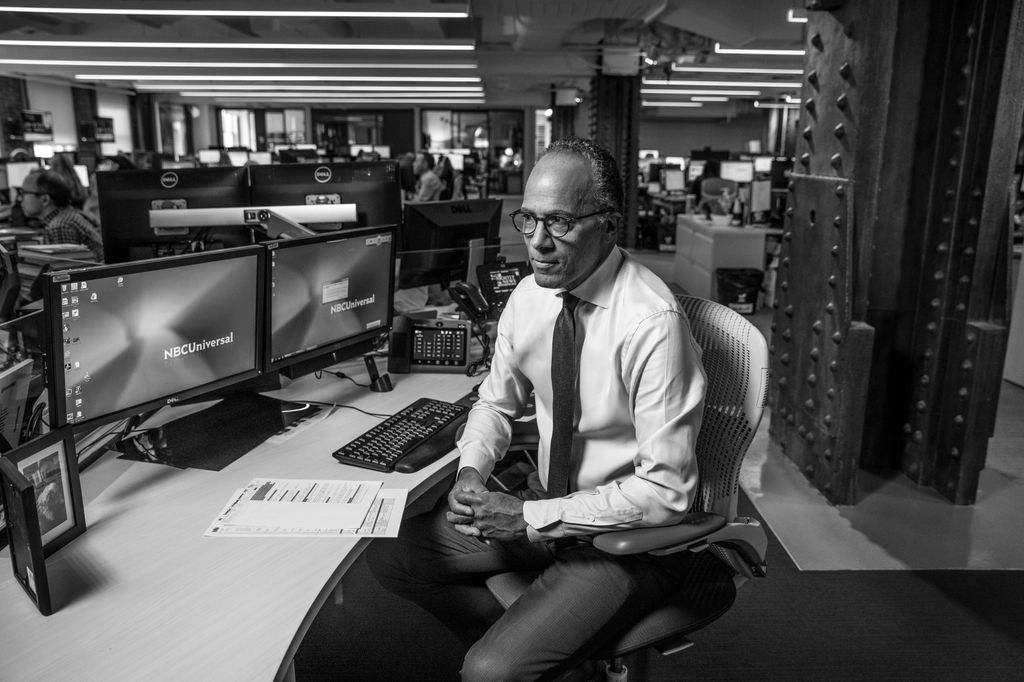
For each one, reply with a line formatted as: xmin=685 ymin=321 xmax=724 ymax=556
xmin=462 ymin=639 xmax=534 ymax=682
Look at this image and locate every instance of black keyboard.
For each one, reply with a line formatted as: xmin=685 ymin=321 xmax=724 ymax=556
xmin=332 ymin=397 xmax=469 ymax=472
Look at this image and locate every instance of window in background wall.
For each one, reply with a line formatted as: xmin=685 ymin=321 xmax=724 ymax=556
xmin=219 ymin=109 xmax=257 ymax=150
xmin=265 ymin=109 xmax=307 ymax=151
xmin=421 ymin=109 xmax=524 ymax=194
xmin=158 ymin=103 xmax=188 ymax=159
xmin=311 ymin=111 xmax=384 ymax=159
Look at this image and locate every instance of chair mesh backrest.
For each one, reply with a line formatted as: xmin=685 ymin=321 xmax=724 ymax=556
xmin=678 ymin=296 xmax=769 ymax=521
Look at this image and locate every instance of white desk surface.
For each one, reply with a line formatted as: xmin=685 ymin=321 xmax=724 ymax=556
xmin=0 ymin=364 xmax=479 ymax=682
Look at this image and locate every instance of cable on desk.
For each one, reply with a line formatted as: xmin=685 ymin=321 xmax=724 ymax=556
xmin=465 ymin=324 xmax=492 ymax=377
xmin=303 ymin=400 xmax=391 ymax=419
xmin=317 ymin=369 xmax=370 ymax=388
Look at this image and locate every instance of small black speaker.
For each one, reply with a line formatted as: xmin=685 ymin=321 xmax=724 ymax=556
xmin=388 ymin=315 xmax=412 ymax=374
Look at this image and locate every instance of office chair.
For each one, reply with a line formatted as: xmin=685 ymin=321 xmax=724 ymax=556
xmin=698 ymin=178 xmax=738 ymax=216
xmin=484 ymin=295 xmax=770 ymax=679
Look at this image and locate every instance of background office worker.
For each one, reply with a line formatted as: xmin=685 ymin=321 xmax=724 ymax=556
xmin=368 ymin=137 xmax=708 ymax=679
xmin=20 ymin=170 xmax=104 ymax=261
xmin=412 ymin=151 xmax=444 ymax=201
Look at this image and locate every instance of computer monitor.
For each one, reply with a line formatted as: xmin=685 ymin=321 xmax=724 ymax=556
xmin=96 ymin=166 xmax=252 ymax=263
xmin=6 ymin=162 xmax=41 ymax=190
xmin=690 ymin=148 xmax=731 ymax=161
xmin=73 ymin=165 xmax=89 ymax=188
xmin=753 ymin=156 xmax=773 ymax=173
xmin=647 ymin=163 xmax=681 ymax=185
xmin=399 ymin=198 xmax=502 ymax=290
xmin=663 ymin=168 xmax=686 ymax=193
xmin=687 ymin=159 xmax=706 ymax=182
xmin=664 ymin=156 xmax=686 ymax=168
xmin=197 ymin=149 xmax=221 ymax=165
xmin=248 ymin=151 xmax=272 ymax=165
xmin=265 ymin=226 xmax=395 ymax=378
xmin=42 ymin=246 xmax=266 ymax=430
xmin=226 ymin=150 xmax=249 ymax=167
xmin=720 ymin=160 xmax=754 ymax=184
xmin=32 ymin=143 xmax=54 ymax=160
xmin=248 ymin=161 xmax=402 ymax=232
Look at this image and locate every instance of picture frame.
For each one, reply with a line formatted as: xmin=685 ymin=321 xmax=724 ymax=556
xmin=1 ymin=428 xmax=85 ymax=557
xmin=0 ymin=456 xmax=52 ymax=615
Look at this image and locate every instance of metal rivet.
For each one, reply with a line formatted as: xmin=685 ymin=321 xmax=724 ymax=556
xmin=964 ymin=246 xmax=975 ymax=256
xmin=804 ymin=464 xmax=815 ymax=476
xmin=926 ymin=321 xmax=937 ymax=332
xmin=783 ymin=329 xmax=792 ymax=340
xmin=828 ymin=275 xmax=837 ymax=287
xmin=805 ymin=98 xmax=816 ymax=115
xmin=921 ymin=374 xmax=930 ymax=386
xmin=962 ymin=360 xmax=973 ymax=371
xmin=967 ymin=217 xmax=978 ymax=228
xmin=951 ymin=447 xmax=960 ymax=458
xmin=807 ymin=69 xmax=819 ymax=88
xmin=934 ymin=270 xmax=945 ymax=280
xmin=803 ymin=125 xmax=814 ymax=140
xmin=811 ymin=32 xmax=824 ymax=50
xmin=784 ymin=231 xmax=792 ymax=241
xmin=966 ymin=333 xmax=976 ymax=344
xmin=810 ymin=347 xmax=820 ymax=360
xmin=931 ymin=298 xmax=941 ymax=308
xmin=955 ymin=303 xmax=966 ymax=312
xmin=831 ymin=244 xmax=840 ymax=256
xmin=949 ymin=156 xmax=959 ymax=167
xmin=833 ymin=123 xmax=845 ymax=139
xmin=827 ymin=388 xmax=836 ymax=401
xmin=960 ymin=275 xmax=971 ymax=284
xmin=780 ymin=352 xmax=790 ymax=365
xmin=954 ymin=415 xmax=964 ymax=425
xmin=829 ymin=360 xmax=838 ymax=372
xmin=804 ymin=399 xmax=815 ymax=411
xmin=781 ymin=280 xmax=789 ymax=290
xmin=916 ymin=400 xmax=926 ymax=413
xmin=797 ymin=424 xmax=807 ymax=436
xmin=958 ymin=387 xmax=969 ymax=398
xmin=782 ymin=257 xmax=790 ymax=267
xmin=770 ymin=321 xmax=777 ymax=332
xmin=825 ymin=302 xmax=835 ymax=314
xmin=832 ymin=332 xmax=842 ymax=344
xmin=835 ymin=184 xmax=845 ymax=197
xmin=912 ymin=430 xmax=924 ymax=443
xmin=833 ymin=215 xmax=842 ymax=228
xmin=924 ymin=348 xmax=934 ymax=359
xmin=800 ymin=152 xmax=812 ymax=167
xmin=824 ymin=414 xmax=833 ymax=427
xmin=824 ymin=448 xmax=833 ymax=461
xmin=952 ymin=127 xmax=963 ymax=139
xmin=971 ymin=187 xmax=982 ymax=198
xmin=902 ymin=423 xmax=912 ymax=434
xmin=778 ymin=377 xmax=788 ymax=388
xmin=805 ymin=431 xmax=816 ymax=444
xmin=787 ymin=413 xmax=796 ymax=424
xmin=937 ymin=242 xmax=949 ymax=252
xmin=785 ymin=305 xmax=794 ymax=317
xmin=812 ymin=320 xmax=823 ymax=334
xmin=829 ymin=153 xmax=842 ymax=169
xmin=807 ymin=373 xmax=817 ymax=386
xmin=838 ymin=62 xmax=852 ymax=80
xmin=836 ymin=93 xmax=849 ymax=109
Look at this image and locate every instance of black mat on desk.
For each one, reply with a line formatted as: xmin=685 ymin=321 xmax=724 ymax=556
xmin=118 ymin=393 xmax=321 ymax=471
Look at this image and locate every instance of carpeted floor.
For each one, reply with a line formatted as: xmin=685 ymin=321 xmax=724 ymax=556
xmin=294 ymin=491 xmax=1024 ymax=681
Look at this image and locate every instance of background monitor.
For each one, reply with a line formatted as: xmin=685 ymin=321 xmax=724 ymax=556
xmin=647 ymin=163 xmax=681 ymax=185
xmin=690 ymin=148 xmax=731 ymax=161
xmin=6 ymin=162 xmax=41 ymax=190
xmin=720 ymin=160 xmax=754 ymax=183
xmin=399 ymin=198 xmax=503 ymax=290
xmin=687 ymin=159 xmax=706 ymax=182
xmin=265 ymin=226 xmax=395 ymax=378
xmin=226 ymin=150 xmax=250 ymax=167
xmin=32 ymin=143 xmax=54 ymax=160
xmin=248 ymin=161 xmax=402 ymax=232
xmin=664 ymin=155 xmax=686 ymax=167
xmin=753 ymin=155 xmax=773 ymax=173
xmin=197 ymin=149 xmax=221 ymax=165
xmin=73 ymin=165 xmax=89 ymax=188
xmin=96 ymin=166 xmax=251 ymax=263
xmin=663 ymin=168 xmax=686 ymax=193
xmin=43 ymin=246 xmax=265 ymax=430
xmin=248 ymin=151 xmax=272 ymax=165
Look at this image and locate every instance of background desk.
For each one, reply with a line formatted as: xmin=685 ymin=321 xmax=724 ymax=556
xmin=0 ymin=365 xmax=478 ymax=681
xmin=674 ymin=214 xmax=782 ymax=302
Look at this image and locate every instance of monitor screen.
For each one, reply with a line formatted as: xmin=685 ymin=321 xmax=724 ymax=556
xmin=248 ymin=161 xmax=402 ymax=232
xmin=96 ymin=166 xmax=251 ymax=263
xmin=663 ymin=169 xmax=685 ymax=193
xmin=6 ymin=162 xmax=41 ymax=189
xmin=720 ymin=160 xmax=754 ymax=183
xmin=226 ymin=150 xmax=249 ymax=167
xmin=32 ymin=143 xmax=54 ymax=160
xmin=248 ymin=151 xmax=272 ymax=165
xmin=198 ymin=149 xmax=221 ymax=165
xmin=647 ymin=163 xmax=680 ymax=185
xmin=753 ymin=156 xmax=773 ymax=173
xmin=266 ymin=226 xmax=395 ymax=376
xmin=43 ymin=246 xmax=265 ymax=430
xmin=73 ymin=165 xmax=89 ymax=188
xmin=687 ymin=159 xmax=706 ymax=182
xmin=399 ymin=198 xmax=502 ymax=290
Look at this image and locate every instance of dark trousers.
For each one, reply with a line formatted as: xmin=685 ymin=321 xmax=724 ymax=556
xmin=365 ymin=487 xmax=700 ymax=681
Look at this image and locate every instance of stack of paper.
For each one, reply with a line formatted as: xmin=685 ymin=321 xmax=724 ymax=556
xmin=205 ymin=478 xmax=407 ymax=538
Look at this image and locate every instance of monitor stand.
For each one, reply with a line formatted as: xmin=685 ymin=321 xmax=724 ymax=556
xmin=117 ymin=390 xmax=321 ymax=471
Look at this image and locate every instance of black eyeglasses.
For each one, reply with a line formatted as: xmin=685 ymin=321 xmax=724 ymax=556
xmin=17 ymin=189 xmax=41 ymax=198
xmin=509 ymin=207 xmax=614 ymax=238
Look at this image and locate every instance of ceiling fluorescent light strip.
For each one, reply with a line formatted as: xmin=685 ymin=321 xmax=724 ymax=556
xmin=714 ymin=43 xmax=806 ymax=56
xmin=138 ymin=85 xmax=484 ymax=92
xmin=78 ymin=75 xmax=481 ymax=83
xmin=641 ymin=101 xmax=703 ymax=108
xmin=642 ymin=78 xmax=800 ymax=87
xmin=691 ymin=96 xmax=728 ymax=102
xmin=180 ymin=91 xmax=484 ymax=98
xmin=0 ymin=6 xmax=470 ymax=18
xmin=0 ymin=58 xmax=477 ymax=70
xmin=641 ymin=88 xmax=761 ymax=96
xmin=787 ymin=9 xmax=809 ymax=23
xmin=0 ymin=39 xmax=475 ymax=51
xmin=206 ymin=98 xmax=488 ymax=104
xmin=754 ymin=101 xmax=801 ymax=108
xmin=671 ymin=65 xmax=803 ymax=75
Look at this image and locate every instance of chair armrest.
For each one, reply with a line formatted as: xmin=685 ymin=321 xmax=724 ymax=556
xmin=592 ymin=512 xmax=726 ymax=555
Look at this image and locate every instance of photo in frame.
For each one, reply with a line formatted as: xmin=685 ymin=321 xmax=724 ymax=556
xmin=0 ymin=428 xmax=85 ymax=557
xmin=0 ymin=456 xmax=52 ymax=615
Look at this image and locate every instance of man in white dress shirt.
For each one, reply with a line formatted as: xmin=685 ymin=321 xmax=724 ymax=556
xmin=367 ymin=137 xmax=707 ymax=680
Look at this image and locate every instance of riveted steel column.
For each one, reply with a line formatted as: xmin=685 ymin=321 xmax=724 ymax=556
xmin=589 ymin=74 xmax=641 ymax=248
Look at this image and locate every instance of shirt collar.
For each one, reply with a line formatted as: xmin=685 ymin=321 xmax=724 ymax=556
xmin=561 ymin=247 xmax=623 ymax=310
xmin=40 ymin=206 xmax=64 ymax=223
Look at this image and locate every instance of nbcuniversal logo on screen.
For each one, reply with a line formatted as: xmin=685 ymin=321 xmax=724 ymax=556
xmin=163 ymin=332 xmax=235 ymax=360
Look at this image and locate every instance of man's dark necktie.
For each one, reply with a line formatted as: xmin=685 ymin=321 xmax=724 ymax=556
xmin=547 ymin=292 xmax=579 ymax=498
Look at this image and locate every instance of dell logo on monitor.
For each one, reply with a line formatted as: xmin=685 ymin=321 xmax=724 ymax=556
xmin=313 ymin=166 xmax=333 ymax=183
xmin=160 ymin=172 xmax=179 ymax=189
xmin=449 ymin=203 xmax=472 ymax=214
